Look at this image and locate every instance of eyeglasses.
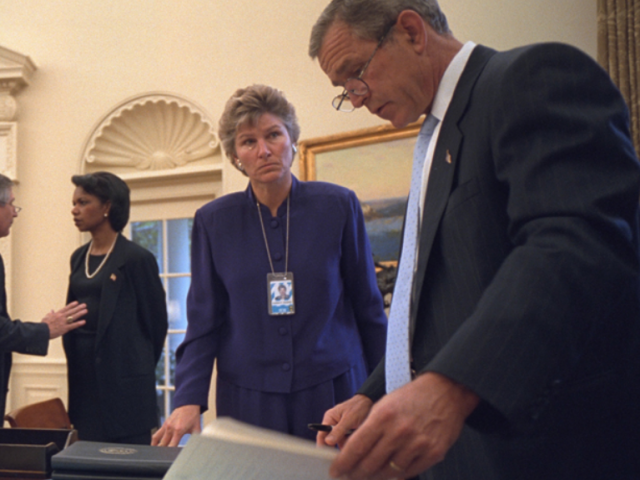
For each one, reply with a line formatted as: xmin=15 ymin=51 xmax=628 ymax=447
xmin=1 ymin=203 xmax=21 ymax=213
xmin=332 ymin=31 xmax=389 ymax=112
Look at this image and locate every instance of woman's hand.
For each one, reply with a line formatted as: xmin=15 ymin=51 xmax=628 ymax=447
xmin=151 ymin=404 xmax=202 ymax=447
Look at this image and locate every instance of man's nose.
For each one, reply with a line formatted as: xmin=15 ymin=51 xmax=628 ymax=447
xmin=349 ymin=91 xmax=368 ymax=109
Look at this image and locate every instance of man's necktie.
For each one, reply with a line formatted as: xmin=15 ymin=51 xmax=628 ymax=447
xmin=385 ymin=114 xmax=439 ymax=393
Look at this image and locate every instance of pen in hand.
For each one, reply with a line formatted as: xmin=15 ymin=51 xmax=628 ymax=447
xmin=308 ymin=423 xmax=355 ymax=435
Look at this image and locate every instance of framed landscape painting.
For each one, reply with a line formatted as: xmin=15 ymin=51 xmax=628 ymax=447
xmin=299 ymin=121 xmax=422 ymax=267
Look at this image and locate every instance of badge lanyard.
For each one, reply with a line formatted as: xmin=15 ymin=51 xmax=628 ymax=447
xmin=257 ymin=195 xmax=295 ymax=315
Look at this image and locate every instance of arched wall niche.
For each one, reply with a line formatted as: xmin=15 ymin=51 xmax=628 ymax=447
xmin=81 ymin=92 xmax=220 ymax=174
xmin=78 ymin=91 xmax=223 ymax=204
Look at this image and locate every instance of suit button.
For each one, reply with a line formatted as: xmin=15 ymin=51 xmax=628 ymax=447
xmin=282 ymin=363 xmax=291 ymax=371
xmin=270 ymin=219 xmax=279 ymax=229
xmin=96 ymin=357 xmax=102 ymax=364
xmin=278 ymin=327 xmax=288 ymax=335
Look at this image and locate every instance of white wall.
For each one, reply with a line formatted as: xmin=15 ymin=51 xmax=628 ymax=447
xmin=442 ymin=0 xmax=596 ymax=53
xmin=0 ymin=0 xmax=596 ymax=408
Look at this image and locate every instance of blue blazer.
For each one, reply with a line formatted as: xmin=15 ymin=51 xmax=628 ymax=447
xmin=174 ymin=177 xmax=387 ymax=410
xmin=360 ymin=43 xmax=640 ymax=479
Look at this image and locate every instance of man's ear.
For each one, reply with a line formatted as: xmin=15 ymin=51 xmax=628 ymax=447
xmin=395 ymin=10 xmax=428 ymax=53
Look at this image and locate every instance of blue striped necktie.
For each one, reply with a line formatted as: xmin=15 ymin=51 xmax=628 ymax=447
xmin=385 ymin=114 xmax=439 ymax=393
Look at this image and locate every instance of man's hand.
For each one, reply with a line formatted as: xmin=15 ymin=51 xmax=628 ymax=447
xmin=328 ymin=372 xmax=480 ymax=480
xmin=42 ymin=301 xmax=87 ymax=339
xmin=317 ymin=394 xmax=373 ymax=448
xmin=151 ymin=404 xmax=201 ymax=447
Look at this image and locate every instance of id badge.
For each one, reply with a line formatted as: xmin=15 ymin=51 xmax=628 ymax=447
xmin=267 ymin=272 xmax=295 ymax=316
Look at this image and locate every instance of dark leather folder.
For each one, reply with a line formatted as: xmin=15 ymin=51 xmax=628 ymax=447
xmin=51 ymin=441 xmax=181 ymax=479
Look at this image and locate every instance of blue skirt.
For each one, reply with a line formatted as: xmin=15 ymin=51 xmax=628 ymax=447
xmin=215 ymin=361 xmax=367 ymax=441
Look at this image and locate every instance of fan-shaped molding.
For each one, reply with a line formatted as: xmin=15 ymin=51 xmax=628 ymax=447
xmin=82 ymin=92 xmax=220 ymax=174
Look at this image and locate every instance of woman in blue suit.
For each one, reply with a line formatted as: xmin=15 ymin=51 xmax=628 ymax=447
xmin=153 ymin=84 xmax=387 ymax=446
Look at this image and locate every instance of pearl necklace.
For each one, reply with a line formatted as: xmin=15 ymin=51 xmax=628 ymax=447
xmin=85 ymin=235 xmax=118 ymax=279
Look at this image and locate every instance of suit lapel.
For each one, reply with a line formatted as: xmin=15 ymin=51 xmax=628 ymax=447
xmin=410 ymin=45 xmax=496 ymax=331
xmin=96 ymin=235 xmax=126 ymax=346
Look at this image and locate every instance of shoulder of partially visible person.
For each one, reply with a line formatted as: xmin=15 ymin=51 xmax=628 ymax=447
xmin=474 ymin=39 xmax=637 ymax=173
xmin=487 ymin=41 xmax=593 ymax=64
xmin=486 ymin=41 xmax=615 ymax=95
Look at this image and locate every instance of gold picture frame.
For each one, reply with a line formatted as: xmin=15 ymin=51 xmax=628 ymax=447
xmin=298 ymin=121 xmax=421 ymax=265
xmin=299 ymin=121 xmax=422 ymax=181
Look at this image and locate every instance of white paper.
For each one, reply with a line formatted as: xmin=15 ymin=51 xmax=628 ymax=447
xmin=163 ymin=417 xmax=337 ymax=480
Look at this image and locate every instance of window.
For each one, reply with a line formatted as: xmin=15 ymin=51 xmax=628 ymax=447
xmin=129 ymin=218 xmax=193 ymax=425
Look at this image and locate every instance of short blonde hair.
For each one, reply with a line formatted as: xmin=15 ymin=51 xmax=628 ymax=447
xmin=218 ymin=84 xmax=301 ymax=166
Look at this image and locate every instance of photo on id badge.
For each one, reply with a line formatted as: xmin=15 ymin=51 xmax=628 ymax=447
xmin=269 ymin=276 xmax=294 ymax=315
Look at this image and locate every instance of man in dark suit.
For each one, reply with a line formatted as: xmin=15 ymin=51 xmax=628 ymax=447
xmin=309 ymin=1 xmax=640 ymax=479
xmin=0 ymin=173 xmax=87 ymax=420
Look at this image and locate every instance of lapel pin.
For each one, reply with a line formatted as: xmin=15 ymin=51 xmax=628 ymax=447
xmin=446 ymin=150 xmax=452 ymax=164
xmin=110 ymin=274 xmax=117 ymax=281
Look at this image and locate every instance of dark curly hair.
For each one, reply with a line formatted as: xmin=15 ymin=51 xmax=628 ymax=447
xmin=72 ymin=172 xmax=130 ymax=232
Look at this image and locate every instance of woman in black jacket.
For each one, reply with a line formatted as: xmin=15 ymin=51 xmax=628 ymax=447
xmin=65 ymin=171 xmax=167 ymax=444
